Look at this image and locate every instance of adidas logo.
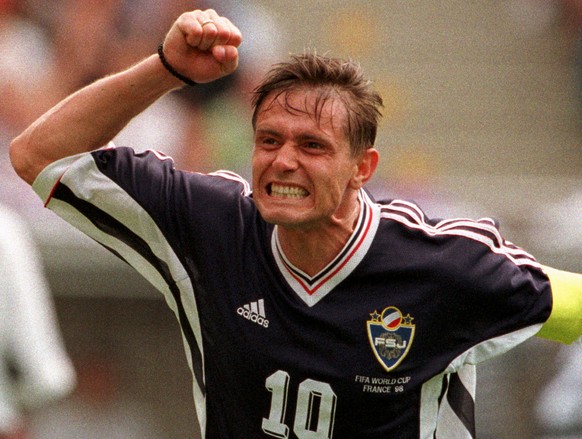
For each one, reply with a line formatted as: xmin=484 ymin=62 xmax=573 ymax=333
xmin=237 ymin=299 xmax=269 ymax=328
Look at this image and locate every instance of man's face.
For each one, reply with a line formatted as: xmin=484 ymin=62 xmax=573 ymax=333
xmin=252 ymin=89 xmax=367 ymax=231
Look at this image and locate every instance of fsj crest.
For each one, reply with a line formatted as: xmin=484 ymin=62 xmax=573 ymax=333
xmin=367 ymin=306 xmax=415 ymax=372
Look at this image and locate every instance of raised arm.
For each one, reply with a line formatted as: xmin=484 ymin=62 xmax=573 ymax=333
xmin=9 ymin=9 xmax=242 ymax=185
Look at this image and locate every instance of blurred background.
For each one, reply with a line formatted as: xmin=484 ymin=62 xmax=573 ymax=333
xmin=0 ymin=0 xmax=580 ymax=438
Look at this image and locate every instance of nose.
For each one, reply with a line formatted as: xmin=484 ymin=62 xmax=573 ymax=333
xmin=271 ymin=143 xmax=299 ymax=171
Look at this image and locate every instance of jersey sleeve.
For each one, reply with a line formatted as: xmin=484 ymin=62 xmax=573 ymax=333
xmin=445 ymin=243 xmax=554 ymax=366
xmin=31 ymin=145 xmax=252 ymax=301
xmin=537 ymin=266 xmax=582 ymax=344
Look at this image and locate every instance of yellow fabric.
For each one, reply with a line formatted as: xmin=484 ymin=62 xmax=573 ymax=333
xmin=536 ymin=266 xmax=582 ymax=344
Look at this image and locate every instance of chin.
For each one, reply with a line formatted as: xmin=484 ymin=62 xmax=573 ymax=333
xmin=260 ymin=210 xmax=302 ymax=227
xmin=257 ymin=204 xmax=310 ymax=227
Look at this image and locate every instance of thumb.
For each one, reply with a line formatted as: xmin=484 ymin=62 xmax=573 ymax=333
xmin=212 ymin=45 xmax=239 ymax=76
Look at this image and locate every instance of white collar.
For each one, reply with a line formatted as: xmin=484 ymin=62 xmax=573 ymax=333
xmin=271 ymin=190 xmax=380 ymax=307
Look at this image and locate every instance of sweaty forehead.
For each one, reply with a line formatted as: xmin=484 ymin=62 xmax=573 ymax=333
xmin=256 ymin=88 xmax=349 ymax=131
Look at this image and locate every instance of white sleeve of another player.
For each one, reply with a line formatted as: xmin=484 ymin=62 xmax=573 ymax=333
xmin=0 ymin=207 xmax=76 ymax=410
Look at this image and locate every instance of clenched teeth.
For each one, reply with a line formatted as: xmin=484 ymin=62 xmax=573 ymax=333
xmin=269 ymin=183 xmax=309 ymax=198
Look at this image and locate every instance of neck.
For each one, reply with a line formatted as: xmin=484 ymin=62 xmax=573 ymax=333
xmin=276 ymin=201 xmax=361 ymax=277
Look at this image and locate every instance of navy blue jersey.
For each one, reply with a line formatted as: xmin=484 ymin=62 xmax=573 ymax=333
xmin=33 ymin=146 xmax=552 ymax=439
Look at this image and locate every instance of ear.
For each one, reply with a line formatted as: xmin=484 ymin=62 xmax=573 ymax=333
xmin=350 ymin=148 xmax=379 ymax=189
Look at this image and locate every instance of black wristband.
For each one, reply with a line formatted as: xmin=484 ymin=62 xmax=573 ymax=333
xmin=157 ymin=43 xmax=197 ymax=87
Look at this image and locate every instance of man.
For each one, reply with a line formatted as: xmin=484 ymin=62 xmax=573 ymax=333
xmin=9 ymin=8 xmax=582 ymax=439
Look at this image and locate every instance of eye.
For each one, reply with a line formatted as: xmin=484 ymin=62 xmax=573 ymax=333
xmin=256 ymin=136 xmax=279 ymax=149
xmin=305 ymin=141 xmax=324 ymax=150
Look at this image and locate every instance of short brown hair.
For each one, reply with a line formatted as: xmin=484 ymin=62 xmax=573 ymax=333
xmin=251 ymin=52 xmax=383 ymax=156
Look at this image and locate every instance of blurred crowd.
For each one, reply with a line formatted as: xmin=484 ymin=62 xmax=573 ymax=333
xmin=0 ymin=0 xmax=286 ymax=216
xmin=508 ymin=0 xmax=581 ymax=111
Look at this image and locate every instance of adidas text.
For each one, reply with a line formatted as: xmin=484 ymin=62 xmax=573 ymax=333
xmin=237 ymin=299 xmax=269 ymax=328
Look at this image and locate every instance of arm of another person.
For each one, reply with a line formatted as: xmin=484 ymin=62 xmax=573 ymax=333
xmin=9 ymin=9 xmax=242 ymax=185
xmin=536 ymin=265 xmax=582 ymax=344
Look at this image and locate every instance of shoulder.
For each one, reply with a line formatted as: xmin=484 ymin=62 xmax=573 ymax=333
xmin=36 ymin=145 xmax=252 ymax=205
xmin=376 ymin=198 xmax=538 ymax=265
xmin=369 ymin=198 xmax=550 ymax=307
xmin=94 ymin=147 xmax=251 ymax=195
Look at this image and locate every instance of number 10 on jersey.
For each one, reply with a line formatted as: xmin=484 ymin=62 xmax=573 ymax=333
xmin=262 ymin=370 xmax=337 ymax=438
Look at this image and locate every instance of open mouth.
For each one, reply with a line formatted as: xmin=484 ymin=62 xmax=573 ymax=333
xmin=268 ymin=183 xmax=309 ymax=199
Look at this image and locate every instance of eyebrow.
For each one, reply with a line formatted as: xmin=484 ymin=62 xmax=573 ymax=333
xmin=254 ymin=127 xmax=331 ymax=144
xmin=254 ymin=128 xmax=279 ymax=137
